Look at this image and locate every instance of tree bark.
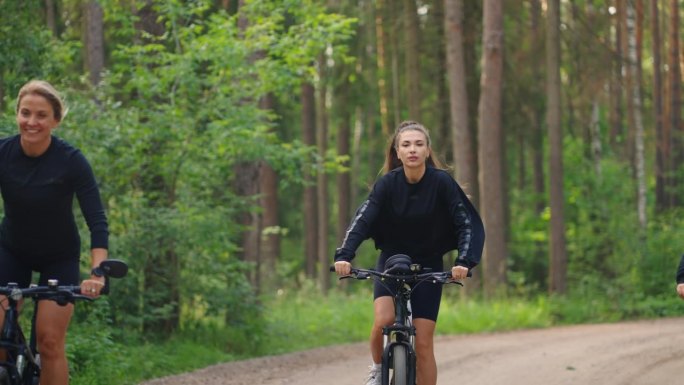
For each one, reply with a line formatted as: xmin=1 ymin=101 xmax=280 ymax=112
xmin=390 ymin=2 xmax=402 ymax=126
xmin=83 ymin=0 xmax=105 ymax=86
xmin=259 ymin=94 xmax=280 ymax=289
xmin=626 ymin=0 xmax=647 ymax=229
xmin=445 ymin=0 xmax=478 ymax=204
xmin=530 ymin=0 xmax=545 ymax=215
xmin=609 ymin=0 xmax=624 ymax=152
xmin=651 ymin=0 xmax=666 ymax=211
xmin=45 ymin=0 xmax=57 ymax=36
xmin=375 ymin=0 xmax=391 ymax=136
xmin=478 ymin=0 xmax=507 ymax=297
xmin=403 ymin=0 xmax=422 ymax=121
xmin=667 ymin=0 xmax=682 ymax=207
xmin=317 ymin=58 xmax=331 ymax=293
xmin=590 ymin=99 xmax=602 ymax=177
xmin=546 ymin=0 xmax=568 ymax=295
xmin=301 ymin=82 xmax=318 ymax=279
xmin=336 ymin=86 xmax=352 ymax=245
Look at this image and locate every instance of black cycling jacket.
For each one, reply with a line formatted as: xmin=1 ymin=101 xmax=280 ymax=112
xmin=677 ymin=254 xmax=684 ymax=284
xmin=334 ymin=166 xmax=484 ymax=269
xmin=0 ymin=135 xmax=108 ymax=260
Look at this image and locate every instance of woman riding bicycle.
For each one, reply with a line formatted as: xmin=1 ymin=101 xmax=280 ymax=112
xmin=333 ymin=120 xmax=484 ymax=385
xmin=0 ymin=80 xmax=109 ymax=385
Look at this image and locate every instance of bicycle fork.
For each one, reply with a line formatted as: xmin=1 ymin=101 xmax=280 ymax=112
xmin=381 ymin=325 xmax=416 ymax=385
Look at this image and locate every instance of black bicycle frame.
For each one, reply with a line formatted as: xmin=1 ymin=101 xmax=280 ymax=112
xmin=0 ymin=294 xmax=40 ymax=385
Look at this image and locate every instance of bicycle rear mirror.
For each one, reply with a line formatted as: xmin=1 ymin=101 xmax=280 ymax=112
xmin=100 ymin=259 xmax=129 ymax=278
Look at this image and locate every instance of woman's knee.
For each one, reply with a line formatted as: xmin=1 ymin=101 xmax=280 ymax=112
xmin=414 ymin=334 xmax=434 ymax=355
xmin=37 ymin=332 xmax=66 ymax=359
xmin=373 ymin=297 xmax=395 ymax=327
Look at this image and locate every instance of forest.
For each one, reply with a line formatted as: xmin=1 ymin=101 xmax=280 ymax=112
xmin=1 ymin=0 xmax=684 ymax=384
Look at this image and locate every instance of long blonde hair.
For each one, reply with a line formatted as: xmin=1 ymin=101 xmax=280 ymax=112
xmin=382 ymin=120 xmax=445 ymax=174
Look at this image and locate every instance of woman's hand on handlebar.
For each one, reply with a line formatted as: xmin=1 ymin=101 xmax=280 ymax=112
xmin=451 ymin=265 xmax=468 ymax=281
xmin=334 ymin=261 xmax=352 ymax=277
xmin=80 ymin=277 xmax=105 ymax=298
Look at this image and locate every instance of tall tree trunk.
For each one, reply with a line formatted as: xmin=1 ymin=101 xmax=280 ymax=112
xmin=445 ymin=0 xmax=478 ymax=204
xmin=352 ymin=107 xmax=364 ymax=202
xmin=336 ymin=85 xmax=352 ymax=244
xmin=403 ymin=0 xmax=422 ymax=121
xmin=546 ymin=0 xmax=568 ymax=295
xmin=478 ymin=0 xmax=507 ymax=297
xmin=651 ymin=0 xmax=666 ymax=212
xmin=590 ymin=99 xmax=602 ymax=177
xmin=259 ymin=94 xmax=280 ymax=289
xmin=83 ymin=0 xmax=105 ymax=85
xmin=134 ymin=1 xmax=180 ymax=336
xmin=45 ymin=0 xmax=57 ymax=36
xmin=235 ymin=0 xmax=263 ymax=291
xmin=317 ymin=58 xmax=330 ymax=293
xmin=668 ymin=0 xmax=682 ymax=207
xmin=302 ymin=83 xmax=318 ymax=278
xmin=626 ymin=0 xmax=647 ymax=230
xmin=375 ymin=0 xmax=391 ymax=136
xmin=431 ymin=0 xmax=450 ymax=158
xmin=390 ymin=3 xmax=402 ymax=126
xmin=445 ymin=0 xmax=481 ymax=295
xmin=622 ymin=0 xmax=636 ymax=168
xmin=530 ymin=0 xmax=545 ymax=215
xmin=609 ymin=0 xmax=624 ymax=151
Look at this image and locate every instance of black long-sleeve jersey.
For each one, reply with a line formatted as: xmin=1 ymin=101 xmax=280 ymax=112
xmin=334 ymin=166 xmax=484 ymax=268
xmin=0 ymin=135 xmax=108 ymax=260
xmin=677 ymin=254 xmax=684 ymax=284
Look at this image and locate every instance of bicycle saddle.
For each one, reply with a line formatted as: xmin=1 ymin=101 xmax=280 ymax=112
xmin=384 ymin=254 xmax=413 ymax=274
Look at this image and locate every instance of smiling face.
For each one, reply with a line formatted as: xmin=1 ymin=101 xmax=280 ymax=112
xmin=16 ymin=93 xmax=60 ymax=155
xmin=395 ymin=129 xmax=431 ymax=170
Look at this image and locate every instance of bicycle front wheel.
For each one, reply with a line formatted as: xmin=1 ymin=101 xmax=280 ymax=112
xmin=390 ymin=344 xmax=408 ymax=385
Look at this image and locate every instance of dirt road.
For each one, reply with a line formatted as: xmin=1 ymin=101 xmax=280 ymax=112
xmin=139 ymin=317 xmax=684 ymax=385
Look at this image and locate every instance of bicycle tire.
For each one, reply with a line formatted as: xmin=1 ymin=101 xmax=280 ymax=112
xmin=22 ymin=363 xmax=39 ymax=385
xmin=390 ymin=344 xmax=408 ymax=385
xmin=0 ymin=367 xmax=9 ymax=385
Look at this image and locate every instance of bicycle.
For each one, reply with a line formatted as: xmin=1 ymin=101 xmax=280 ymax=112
xmin=331 ymin=254 xmax=462 ymax=385
xmin=0 ymin=259 xmax=128 ymax=385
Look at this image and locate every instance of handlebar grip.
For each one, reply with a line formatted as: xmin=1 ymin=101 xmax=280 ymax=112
xmin=329 ymin=266 xmax=335 ymax=272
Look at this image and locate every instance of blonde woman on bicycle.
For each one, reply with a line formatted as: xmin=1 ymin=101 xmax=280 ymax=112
xmin=0 ymin=80 xmax=109 ymax=385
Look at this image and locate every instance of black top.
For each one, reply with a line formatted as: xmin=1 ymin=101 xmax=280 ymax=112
xmin=677 ymin=254 xmax=684 ymax=284
xmin=0 ymin=135 xmax=108 ymax=259
xmin=334 ymin=167 xmax=484 ymax=268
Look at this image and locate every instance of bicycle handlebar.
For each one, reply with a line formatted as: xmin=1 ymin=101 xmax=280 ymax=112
xmin=0 ymin=259 xmax=129 ymax=305
xmin=329 ymin=265 xmax=462 ymax=286
xmin=0 ymin=284 xmax=91 ymax=305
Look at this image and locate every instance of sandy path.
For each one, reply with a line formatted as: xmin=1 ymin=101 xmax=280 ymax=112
xmin=139 ymin=317 xmax=684 ymax=385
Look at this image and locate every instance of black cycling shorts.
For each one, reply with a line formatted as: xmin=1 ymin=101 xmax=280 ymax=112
xmin=0 ymin=245 xmax=80 ymax=287
xmin=373 ymin=252 xmax=444 ymax=322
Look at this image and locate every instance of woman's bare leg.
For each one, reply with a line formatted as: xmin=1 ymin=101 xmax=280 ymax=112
xmin=36 ymin=300 xmax=73 ymax=385
xmin=369 ymin=296 xmax=394 ymax=363
xmin=413 ymin=318 xmax=437 ymax=385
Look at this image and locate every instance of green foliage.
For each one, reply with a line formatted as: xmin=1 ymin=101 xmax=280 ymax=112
xmin=260 ymin=280 xmax=374 ymax=354
xmin=42 ymin=0 xmax=357 ymax=339
xmin=0 ymin=1 xmax=54 ymax=106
